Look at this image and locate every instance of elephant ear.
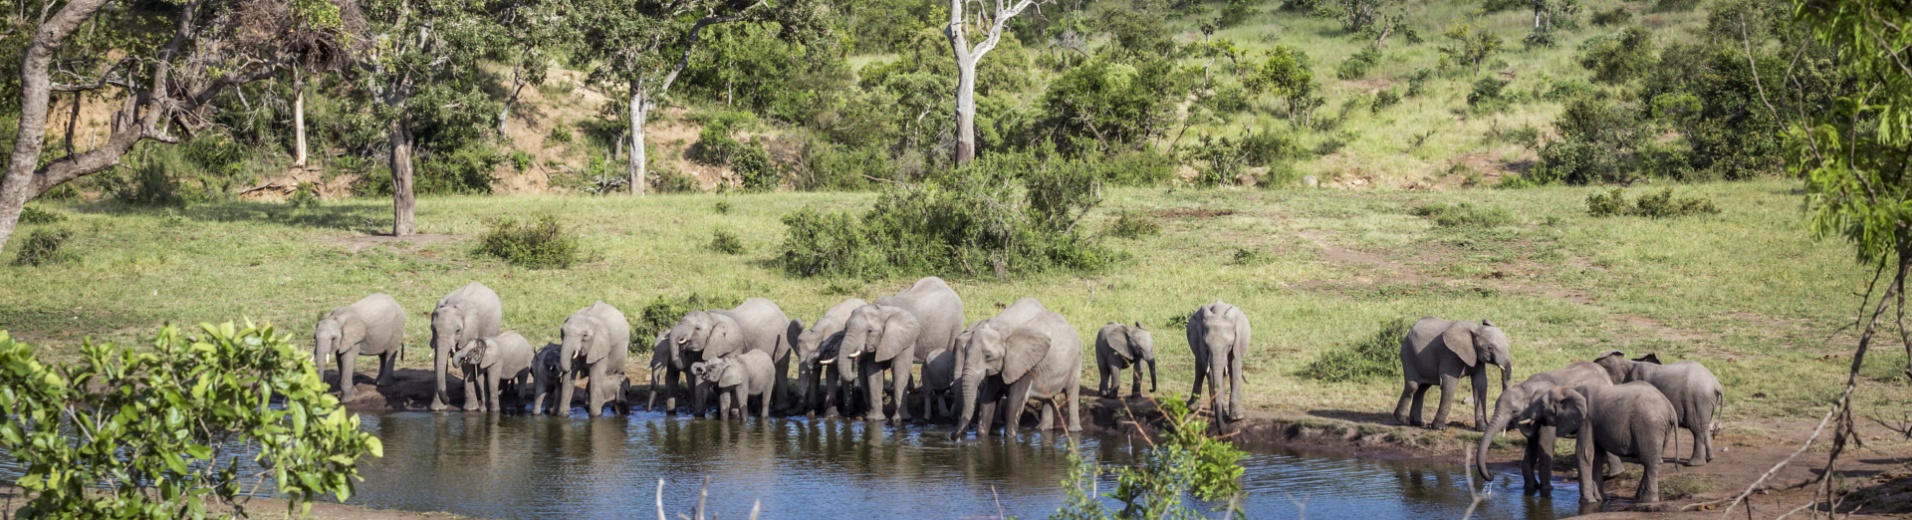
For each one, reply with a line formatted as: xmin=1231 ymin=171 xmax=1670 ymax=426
xmin=1001 ymin=327 xmax=1052 ymax=383
xmin=1441 ymin=321 xmax=1479 ymax=367
xmin=584 ymin=317 xmax=611 ymax=366
xmin=478 ymin=339 xmax=502 ymax=369
xmin=873 ymin=308 xmax=921 ymax=363
xmin=1633 ymin=353 xmax=1662 ymax=364
xmin=1107 ymin=326 xmax=1136 ymax=362
xmin=339 ymin=312 xmax=368 ymax=354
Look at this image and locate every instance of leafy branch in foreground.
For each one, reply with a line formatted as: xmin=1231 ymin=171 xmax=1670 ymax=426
xmin=0 ymin=323 xmax=382 ymax=518
xmin=1054 ymin=395 xmax=1246 ymax=520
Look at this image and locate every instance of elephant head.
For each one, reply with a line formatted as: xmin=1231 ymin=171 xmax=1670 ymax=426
xmin=830 ymin=305 xmax=920 ymax=383
xmin=431 ymin=302 xmax=486 ymax=363
xmin=313 ymin=310 xmax=363 ymax=377
xmin=667 ymin=310 xmax=729 ymax=370
xmin=1475 ymin=383 xmax=1547 ymax=481
xmin=1110 ymin=322 xmax=1158 ymax=393
xmin=536 ymin=344 xmax=564 ymax=380
xmin=1593 ymin=350 xmax=1662 ymax=383
xmin=1443 ymin=319 xmax=1513 ymax=395
xmin=951 ymin=320 xmax=1051 ymax=437
xmin=691 ymin=356 xmax=744 ymax=389
xmin=560 ymin=312 xmax=613 ymax=377
xmin=1535 ymin=386 xmax=1591 ymax=437
xmin=452 ymin=337 xmax=504 ymax=370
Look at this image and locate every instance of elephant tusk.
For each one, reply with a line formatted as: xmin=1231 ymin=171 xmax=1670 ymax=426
xmin=818 ymin=358 xmax=836 ymax=365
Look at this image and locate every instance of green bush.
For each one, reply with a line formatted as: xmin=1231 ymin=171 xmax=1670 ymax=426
xmin=1371 ymin=88 xmax=1402 ymax=113
xmin=1405 ymin=68 xmax=1434 ymax=97
xmin=734 ymin=145 xmax=780 ymax=192
xmin=474 ymin=214 xmax=584 ymax=269
xmin=1467 ymin=76 xmax=1509 ymax=111
xmin=357 ymin=143 xmax=499 ymax=196
xmin=1336 ymin=46 xmax=1383 ymax=80
xmin=1228 ymin=247 xmax=1273 ymax=266
xmin=1107 ymin=211 xmax=1162 ymax=239
xmin=509 ymin=150 xmax=534 ymax=172
xmin=13 ymin=228 xmax=73 ymax=266
xmin=629 ymin=293 xmax=742 ymax=352
xmin=1300 ymin=319 xmax=1408 ymax=382
xmin=1651 ymin=0 xmax=1699 ymax=11
xmin=1586 ymin=188 xmax=1720 ymax=218
xmin=650 ymin=165 xmax=702 ymax=194
xmin=1591 ymin=6 xmax=1631 ymax=26
xmin=18 ymin=205 xmax=65 ymax=224
xmin=1218 ymin=0 xmax=1258 ymax=27
xmin=1411 ymin=202 xmax=1515 ymax=227
xmin=1530 ymin=96 xmax=1652 ymax=185
xmin=288 ymin=181 xmax=321 ymax=208
xmin=1579 ymin=26 xmax=1656 ymax=84
xmin=709 ymin=227 xmax=746 ymax=255
xmin=1097 ymin=149 xmax=1178 ymax=186
xmin=0 ymin=324 xmax=380 ymax=517
xmin=714 ymin=200 xmax=732 ymax=214
xmin=1056 ymin=395 xmax=1246 ymax=519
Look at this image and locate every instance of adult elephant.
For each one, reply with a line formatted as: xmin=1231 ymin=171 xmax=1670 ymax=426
xmin=1187 ymin=301 xmax=1251 ymax=422
xmin=832 ymin=277 xmax=964 ymax=423
xmin=950 ymin=298 xmax=1083 ymax=438
xmin=314 ymin=293 xmax=405 ymax=403
xmin=1531 ymin=382 xmax=1680 ymax=505
xmin=1395 ymin=317 xmax=1512 ymax=431
xmin=559 ymin=301 xmax=631 ymax=417
xmin=430 ymin=282 xmax=503 ymax=411
xmin=643 ymin=333 xmax=677 ymax=413
xmin=1475 ymin=361 xmax=1621 ymax=494
xmin=792 ymin=298 xmax=866 ymax=418
xmin=1595 ymin=350 xmax=1725 ymax=466
xmin=668 ymin=298 xmax=798 ymax=418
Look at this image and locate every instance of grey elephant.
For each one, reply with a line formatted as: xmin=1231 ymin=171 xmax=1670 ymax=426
xmin=919 ymin=348 xmax=957 ymax=421
xmin=431 ymin=283 xmax=504 ymax=411
xmin=559 ymin=301 xmax=631 ymax=417
xmin=1531 ymin=382 xmax=1679 ymax=504
xmin=1187 ymin=301 xmax=1250 ymax=422
xmin=951 ymin=298 xmax=1083 ymax=438
xmin=644 ymin=333 xmax=677 ymax=413
xmin=314 ymin=293 xmax=405 ymax=403
xmin=1595 ymin=350 xmax=1724 ymax=466
xmin=668 ymin=298 xmax=797 ymax=418
xmin=832 ymin=277 xmax=965 ymax=423
xmin=531 ymin=343 xmax=567 ymax=415
xmin=1095 ymin=321 xmax=1157 ymax=399
xmin=1475 ymin=361 xmax=1623 ymax=494
xmin=1395 ymin=317 xmax=1512 ymax=431
xmin=450 ymin=331 xmax=535 ymax=412
xmin=793 ymin=298 xmax=866 ymax=418
xmin=693 ymin=350 xmax=775 ymax=421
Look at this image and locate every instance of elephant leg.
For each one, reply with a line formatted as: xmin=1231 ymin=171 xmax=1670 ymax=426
xmin=1393 ymin=381 xmax=1421 ymax=426
xmin=1035 ymin=399 xmax=1054 ymax=431
xmin=1581 ymin=447 xmax=1605 ymax=504
xmin=1129 ymin=364 xmax=1141 ymax=398
xmin=584 ymin=370 xmax=602 ymax=418
xmin=665 ymin=368 xmax=681 ymax=415
xmin=1603 ymin=452 xmax=1625 ymax=479
xmin=339 ymin=351 xmax=359 ymax=403
xmin=560 ymin=369 xmax=579 ymax=417
xmin=1227 ymin=349 xmax=1245 ymax=421
xmin=1409 ymin=384 xmax=1433 ymax=427
xmin=463 ymin=363 xmax=483 ymax=412
xmin=377 ymin=352 xmax=396 ymax=387
xmin=822 ymin=369 xmax=840 ymax=418
xmin=1527 ymin=425 xmax=1558 ymax=495
xmin=862 ymin=360 xmax=885 ymax=422
xmin=1430 ymin=375 xmax=1460 ymax=431
xmin=1639 ymin=441 xmax=1663 ymax=503
xmin=719 ymin=389 xmax=733 ymax=421
xmin=1186 ymin=359 xmax=1207 ymax=409
xmin=979 ymin=398 xmax=1000 ymax=437
xmin=1004 ymin=378 xmax=1034 ymax=437
xmin=487 ymin=371 xmax=502 ymax=413
xmin=891 ymin=363 xmax=912 ymax=423
xmin=692 ymin=379 xmax=709 ymax=418
xmin=1068 ymin=359 xmax=1083 ymax=432
xmin=1470 ymin=370 xmax=1489 ymax=431
xmin=1688 ymin=410 xmax=1713 ymax=466
xmin=759 ymin=390 xmax=770 ymax=420
xmin=1097 ymin=362 xmax=1113 ymax=398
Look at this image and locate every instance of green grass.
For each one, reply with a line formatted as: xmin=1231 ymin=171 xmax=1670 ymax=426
xmin=2 ymin=180 xmax=1905 ymax=421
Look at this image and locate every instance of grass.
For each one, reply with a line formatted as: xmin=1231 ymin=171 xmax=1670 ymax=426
xmin=1 ymin=180 xmax=1906 ymax=422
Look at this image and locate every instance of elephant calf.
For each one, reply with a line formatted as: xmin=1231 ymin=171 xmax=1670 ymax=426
xmin=314 ymin=293 xmax=406 ymax=403
xmin=1094 ymin=321 xmax=1157 ymax=399
xmin=694 ymin=351 xmax=776 ymax=421
xmin=644 ymin=333 xmax=677 ymax=413
xmin=1396 ymin=317 xmax=1512 ymax=431
xmin=919 ymin=348 xmax=957 ymax=421
xmin=531 ymin=343 xmax=567 ymax=415
xmin=1595 ymin=350 xmax=1725 ymax=466
xmin=451 ymin=331 xmax=535 ymax=412
xmin=1187 ymin=301 xmax=1250 ymax=422
xmin=1535 ymin=382 xmax=1679 ymax=505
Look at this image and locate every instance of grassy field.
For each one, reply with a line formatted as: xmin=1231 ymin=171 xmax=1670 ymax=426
xmin=3 ymin=179 xmax=1906 ymax=423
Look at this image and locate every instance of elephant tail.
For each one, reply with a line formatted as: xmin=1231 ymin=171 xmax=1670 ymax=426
xmin=1712 ymin=387 xmax=1725 ymax=436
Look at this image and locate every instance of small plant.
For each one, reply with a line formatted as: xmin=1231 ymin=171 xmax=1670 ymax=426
xmin=509 ymin=150 xmax=535 ymax=172
xmin=546 ymin=125 xmax=574 ymax=145
xmin=1405 ymin=68 xmax=1434 ymax=97
xmin=1336 ymin=46 xmax=1383 ymax=80
xmin=288 ymin=181 xmax=321 ymax=208
xmin=1661 ymin=474 xmax=1713 ymax=500
xmin=1411 ymin=202 xmax=1515 ymax=227
xmin=714 ymin=199 xmax=732 ymax=214
xmin=18 ymin=205 xmax=66 ymax=224
xmin=475 ymin=214 xmax=584 ymax=269
xmin=1301 ymin=319 xmax=1409 ymax=382
xmin=1591 ymin=6 xmax=1631 ymax=26
xmin=709 ymin=227 xmax=746 ymax=255
xmin=1108 ymin=211 xmax=1162 ymax=239
xmin=1228 ymin=247 xmax=1272 ymax=266
xmin=1467 ymin=76 xmax=1509 ymax=111
xmin=1587 ymin=188 xmax=1721 ymax=218
xmin=1370 ymin=88 xmax=1401 ymax=113
xmin=13 ymin=228 xmax=73 ymax=266
xmin=650 ymin=165 xmax=702 ymax=194
xmin=1056 ymin=395 xmax=1247 ymax=519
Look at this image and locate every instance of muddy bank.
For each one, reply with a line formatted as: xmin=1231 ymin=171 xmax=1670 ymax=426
xmin=0 ymin=485 xmax=468 ymax=519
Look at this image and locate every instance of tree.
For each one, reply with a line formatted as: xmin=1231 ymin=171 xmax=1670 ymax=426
xmin=1246 ymin=45 xmax=1320 ymax=125
xmin=1439 ymin=10 xmax=1504 ymax=75
xmin=572 ymin=0 xmax=823 ymax=195
xmin=493 ymin=0 xmax=566 ymax=138
xmin=945 ymin=0 xmax=1045 ymax=164
xmin=0 ymin=323 xmax=381 ymax=517
xmin=1524 ymin=0 xmax=1582 ymax=47
xmin=1328 ymin=0 xmax=1400 ymax=34
xmin=0 ymin=0 xmax=346 ymax=253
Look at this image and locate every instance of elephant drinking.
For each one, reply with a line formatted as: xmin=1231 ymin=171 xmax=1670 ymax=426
xmin=668 ymin=298 xmax=797 ymax=418
xmin=560 ymin=301 xmax=631 ymax=417
xmin=430 ymin=282 xmax=503 ymax=411
xmin=314 ymin=293 xmax=405 ymax=403
xmin=832 ymin=277 xmax=964 ymax=423
xmin=951 ymin=298 xmax=1083 ymax=438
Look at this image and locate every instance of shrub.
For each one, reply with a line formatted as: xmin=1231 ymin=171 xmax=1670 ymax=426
xmin=733 ymin=145 xmax=780 ymax=192
xmin=1218 ymin=0 xmax=1257 ymax=27
xmin=1107 ymin=211 xmax=1162 ymax=239
xmin=1405 ymin=68 xmax=1434 ymax=97
xmin=629 ymin=293 xmax=741 ymax=351
xmin=13 ymin=228 xmax=73 ymax=266
xmin=509 ymin=150 xmax=534 ymax=172
xmin=288 ymin=181 xmax=321 ymax=208
xmin=18 ymin=205 xmax=65 ymax=224
xmin=1651 ymin=0 xmax=1699 ymax=12
xmin=475 ymin=214 xmax=584 ymax=269
xmin=1467 ymin=76 xmax=1509 ymax=111
xmin=709 ymin=227 xmax=746 ymax=255
xmin=651 ymin=165 xmax=702 ymax=194
xmin=1587 ymin=188 xmax=1721 ymax=218
xmin=1371 ymin=88 xmax=1401 ymax=113
xmin=1579 ymin=26 xmax=1656 ymax=84
xmin=1097 ymin=149 xmax=1178 ymax=186
xmin=1228 ymin=247 xmax=1273 ymax=266
xmin=1530 ymin=96 xmax=1652 ymax=185
xmin=0 ymin=324 xmax=380 ymax=517
xmin=1336 ymin=46 xmax=1383 ymax=80
xmin=1056 ymin=395 xmax=1246 ymax=519
xmin=547 ymin=125 xmax=573 ymax=145
xmin=1591 ymin=6 xmax=1631 ymax=26
xmin=1301 ymin=319 xmax=1408 ymax=382
xmin=1411 ymin=202 xmax=1514 ymax=227
xmin=714 ymin=200 xmax=732 ymax=214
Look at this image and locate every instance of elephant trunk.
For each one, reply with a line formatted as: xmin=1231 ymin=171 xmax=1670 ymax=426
xmin=1500 ymin=361 xmax=1511 ymax=394
xmin=313 ymin=340 xmax=327 ymax=379
xmin=1147 ymin=359 xmax=1158 ymax=393
xmin=1476 ymin=408 xmax=1515 ymax=482
xmin=950 ymin=374 xmax=983 ymax=440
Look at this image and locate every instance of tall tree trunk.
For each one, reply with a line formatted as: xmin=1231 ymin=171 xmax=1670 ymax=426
xmin=953 ymin=60 xmax=977 ymax=164
xmin=293 ymin=65 xmax=308 ymax=169
xmin=390 ymin=115 xmax=416 ymax=236
xmin=629 ymin=86 xmax=648 ymax=195
xmin=0 ymin=0 xmax=113 ymax=252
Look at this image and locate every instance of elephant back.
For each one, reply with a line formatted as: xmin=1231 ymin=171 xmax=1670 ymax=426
xmin=884 ymin=278 xmax=966 ymax=363
xmin=725 ymin=298 xmax=792 ymax=355
xmin=581 ymin=301 xmax=631 ymax=366
xmin=489 ymin=331 xmax=537 ymax=375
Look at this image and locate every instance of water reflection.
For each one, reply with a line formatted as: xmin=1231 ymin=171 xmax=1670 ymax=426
xmin=331 ymin=412 xmax=1584 ymax=520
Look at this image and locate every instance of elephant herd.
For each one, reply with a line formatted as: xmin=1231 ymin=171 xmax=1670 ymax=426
xmin=311 ymin=277 xmax=1252 ymax=439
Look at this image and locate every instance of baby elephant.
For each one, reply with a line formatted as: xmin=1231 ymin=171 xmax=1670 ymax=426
xmin=1094 ymin=322 xmax=1157 ymax=399
xmin=1532 ymin=382 xmax=1680 ymax=505
xmin=530 ymin=343 xmax=568 ymax=415
xmin=919 ymin=348 xmax=957 ymax=421
xmin=452 ymin=331 xmax=536 ymax=412
xmin=692 ymin=351 xmax=775 ymax=421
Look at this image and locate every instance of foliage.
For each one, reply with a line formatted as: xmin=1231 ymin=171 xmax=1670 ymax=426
xmin=288 ymin=182 xmax=322 ymax=209
xmin=1578 ymin=26 xmax=1656 ymax=84
xmin=18 ymin=206 xmax=65 ymax=225
xmin=1411 ymin=202 xmax=1514 ymax=227
xmin=1185 ymin=128 xmax=1301 ymax=187
xmin=650 ymin=165 xmax=703 ymax=194
xmin=1587 ymin=188 xmax=1720 ymax=218
xmin=1405 ymin=68 xmax=1434 ymax=97
xmin=1301 ymin=319 xmax=1408 ymax=382
xmin=714 ymin=200 xmax=732 ymax=214
xmin=1039 ymin=56 xmax=1191 ymax=156
xmin=1053 ymin=395 xmax=1247 ymax=520
xmin=1591 ymin=6 xmax=1632 ymax=26
xmin=1218 ymin=0 xmax=1260 ymax=28
xmin=13 ymin=229 xmax=73 ymax=266
xmin=1466 ymin=76 xmax=1510 ymax=112
xmin=1529 ymin=96 xmax=1654 ymax=185
xmin=629 ymin=293 xmax=741 ymax=350
xmin=1336 ymin=46 xmax=1383 ymax=80
xmin=1108 ymin=211 xmax=1162 ymax=239
xmin=777 ymin=153 xmax=1122 ymax=279
xmin=1440 ymin=11 xmax=1503 ymax=74
xmin=0 ymin=323 xmax=381 ymax=518
xmin=709 ymin=227 xmax=747 ymax=255
xmin=1316 ymin=0 xmax=1401 ymax=34
xmin=1370 ymin=88 xmax=1401 ymax=113
xmin=474 ymin=214 xmax=584 ymax=269
xmin=1245 ymin=45 xmax=1321 ymax=122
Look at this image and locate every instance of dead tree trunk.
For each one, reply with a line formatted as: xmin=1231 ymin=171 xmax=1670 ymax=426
xmin=944 ymin=0 xmax=1039 ymax=166
xmin=629 ymin=84 xmax=649 ymax=195
xmin=293 ymin=65 xmax=308 ymax=168
xmin=390 ymin=114 xmax=416 ymax=236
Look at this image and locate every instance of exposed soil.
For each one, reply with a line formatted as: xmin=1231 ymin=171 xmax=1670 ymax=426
xmin=1151 ymin=208 xmax=1239 ymax=219
xmin=323 ymin=233 xmax=461 ymax=253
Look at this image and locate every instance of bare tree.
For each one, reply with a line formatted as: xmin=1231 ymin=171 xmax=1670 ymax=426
xmin=945 ymin=0 xmax=1043 ymax=164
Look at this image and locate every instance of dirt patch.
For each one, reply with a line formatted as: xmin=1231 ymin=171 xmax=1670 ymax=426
xmin=324 ymin=233 xmax=460 ymax=253
xmin=1151 ymin=208 xmax=1238 ymax=219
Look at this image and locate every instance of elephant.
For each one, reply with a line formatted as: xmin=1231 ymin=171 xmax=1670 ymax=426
xmin=531 ymin=343 xmax=567 ymax=415
xmin=1530 ymin=382 xmax=1680 ymax=505
xmin=919 ymin=348 xmax=957 ymax=421
xmin=1187 ymin=301 xmax=1251 ymax=422
xmin=431 ymin=282 xmax=504 ymax=411
xmin=644 ymin=333 xmax=678 ymax=413
xmin=1595 ymin=350 xmax=1725 ymax=466
xmin=1394 ymin=317 xmax=1513 ymax=431
xmin=314 ymin=293 xmax=405 ymax=403
xmin=668 ymin=298 xmax=797 ymax=418
xmin=692 ymin=350 xmax=776 ymax=421
xmin=950 ymin=298 xmax=1083 ymax=438
xmin=1094 ymin=321 xmax=1157 ymax=399
xmin=792 ymin=298 xmax=867 ymax=418
xmin=831 ymin=277 xmax=965 ymax=423
xmin=450 ymin=331 xmax=535 ymax=412
xmin=559 ymin=301 xmax=631 ymax=417
xmin=1475 ymin=361 xmax=1623 ymax=494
